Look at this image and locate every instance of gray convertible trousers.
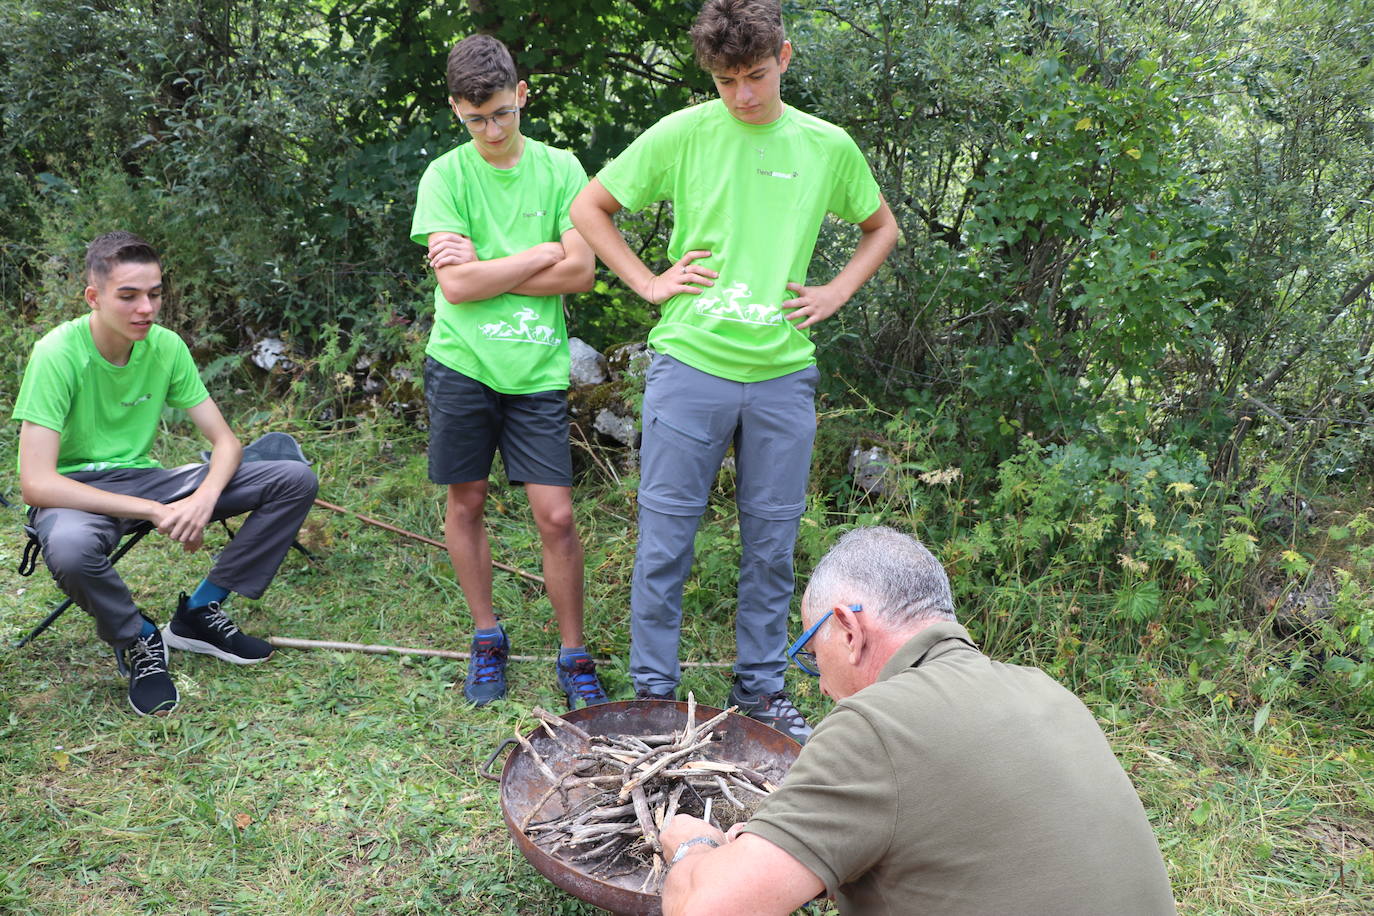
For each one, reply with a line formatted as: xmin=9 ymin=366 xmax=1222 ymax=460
xmin=33 ymin=460 xmax=318 ymax=649
xmin=631 ymin=354 xmax=819 ymax=696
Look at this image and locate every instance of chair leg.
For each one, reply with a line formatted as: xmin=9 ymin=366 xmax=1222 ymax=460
xmin=13 ymin=525 xmax=152 ymax=649
xmin=14 ymin=598 xmax=76 ymax=648
xmin=220 ymin=518 xmax=315 ymax=564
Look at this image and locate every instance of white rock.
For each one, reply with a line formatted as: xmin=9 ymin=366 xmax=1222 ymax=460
xmin=568 ymin=337 xmax=609 ymax=387
xmin=250 ymin=338 xmax=294 ymax=372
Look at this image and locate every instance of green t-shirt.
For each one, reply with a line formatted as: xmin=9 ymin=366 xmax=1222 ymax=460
xmin=411 ymin=138 xmax=586 ymax=394
xmin=11 ymin=315 xmax=209 ymax=474
xmin=597 ymin=99 xmax=881 ymax=383
xmin=746 ymin=622 xmax=1177 ymax=915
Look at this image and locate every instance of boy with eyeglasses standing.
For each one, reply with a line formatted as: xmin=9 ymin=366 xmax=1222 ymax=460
xmin=572 ymin=0 xmax=897 ymax=743
xmin=411 ymin=34 xmax=607 ymax=709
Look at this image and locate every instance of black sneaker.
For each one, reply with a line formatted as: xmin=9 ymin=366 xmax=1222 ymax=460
xmin=556 ymin=654 xmax=609 ymax=710
xmin=727 ymin=682 xmax=813 ymax=745
xmin=634 ymin=686 xmax=677 ymax=701
xmin=115 ymin=621 xmax=179 ymax=716
xmin=464 ymin=630 xmax=509 ymax=705
xmin=162 ymin=593 xmax=273 ymax=664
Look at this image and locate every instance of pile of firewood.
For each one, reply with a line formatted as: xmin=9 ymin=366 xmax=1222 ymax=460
xmin=518 ymin=698 xmax=778 ymax=893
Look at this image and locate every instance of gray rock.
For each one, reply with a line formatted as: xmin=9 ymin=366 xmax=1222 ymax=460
xmin=849 ymin=445 xmax=895 ymax=496
xmin=594 ymin=408 xmax=638 ymax=447
xmin=569 ymin=337 xmax=609 ymax=387
xmin=607 ymin=341 xmax=651 ymax=380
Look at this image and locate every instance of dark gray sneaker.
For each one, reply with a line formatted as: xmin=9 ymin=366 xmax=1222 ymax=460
xmin=634 ymin=686 xmax=677 ymax=701
xmin=163 ymin=593 xmax=273 ymax=664
xmin=727 ymin=682 xmax=813 ymax=745
xmin=115 ymin=621 xmax=179 ymax=716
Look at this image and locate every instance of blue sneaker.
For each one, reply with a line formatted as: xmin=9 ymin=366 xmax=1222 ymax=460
xmin=464 ymin=631 xmax=508 ymax=705
xmin=557 ymin=653 xmax=609 ymax=710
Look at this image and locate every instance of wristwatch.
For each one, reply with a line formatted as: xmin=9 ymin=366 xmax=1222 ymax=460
xmin=669 ymin=835 xmax=721 ymax=865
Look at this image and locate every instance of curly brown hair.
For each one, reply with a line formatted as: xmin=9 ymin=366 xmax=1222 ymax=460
xmin=689 ymin=0 xmax=785 ymax=73
xmin=446 ymin=34 xmax=518 ymax=105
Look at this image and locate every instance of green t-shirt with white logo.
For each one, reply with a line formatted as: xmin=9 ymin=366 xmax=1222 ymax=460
xmin=411 ymin=138 xmax=586 ymax=394
xmin=597 ymin=99 xmax=881 ymax=383
xmin=11 ymin=315 xmax=210 ymax=474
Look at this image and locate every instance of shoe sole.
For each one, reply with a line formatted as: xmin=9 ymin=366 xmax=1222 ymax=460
xmin=128 ymin=641 xmax=179 ymax=717
xmin=162 ymin=626 xmax=272 ymax=665
xmin=464 ymin=689 xmax=507 ymax=706
xmin=564 ymin=694 xmax=610 ymax=710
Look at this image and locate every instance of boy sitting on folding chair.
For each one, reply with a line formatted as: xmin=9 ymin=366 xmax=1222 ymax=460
xmin=12 ymin=231 xmax=319 ymax=716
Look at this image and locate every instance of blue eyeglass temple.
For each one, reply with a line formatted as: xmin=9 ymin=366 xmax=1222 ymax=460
xmin=787 ymin=604 xmax=862 ymax=675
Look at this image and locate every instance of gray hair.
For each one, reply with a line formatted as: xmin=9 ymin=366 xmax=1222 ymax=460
xmin=805 ymin=526 xmax=956 ymax=629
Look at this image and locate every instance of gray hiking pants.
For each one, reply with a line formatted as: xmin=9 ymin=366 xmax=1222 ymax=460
xmin=33 ymin=460 xmax=318 ymax=648
xmin=631 ymin=353 xmax=819 ymax=696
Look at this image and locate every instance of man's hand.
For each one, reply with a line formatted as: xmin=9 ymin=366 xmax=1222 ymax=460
xmin=152 ymin=492 xmax=216 ymax=552
xmin=640 ymin=250 xmax=718 ymax=305
xmin=427 ymin=232 xmax=479 ymax=271
xmin=659 ymin=814 xmax=825 ymax=916
xmin=781 ymin=280 xmax=848 ymax=329
xmin=531 ymin=241 xmax=568 ymax=268
xmin=661 ymin=814 xmax=729 ymax=861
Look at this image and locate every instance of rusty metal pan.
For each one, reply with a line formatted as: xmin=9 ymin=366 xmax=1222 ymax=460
xmin=482 ymin=699 xmax=801 ymax=915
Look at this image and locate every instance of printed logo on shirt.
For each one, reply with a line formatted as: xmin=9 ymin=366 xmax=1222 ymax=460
xmin=522 ymin=209 xmax=549 ymax=218
xmin=479 ymin=307 xmax=562 ymax=347
xmin=121 ymin=393 xmax=152 ymax=408
xmin=757 ymin=169 xmax=799 ymax=180
xmin=692 ymin=283 xmax=782 ymax=326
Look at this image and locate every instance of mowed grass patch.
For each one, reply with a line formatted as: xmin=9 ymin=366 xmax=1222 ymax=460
xmin=0 ymin=412 xmax=1371 ymax=913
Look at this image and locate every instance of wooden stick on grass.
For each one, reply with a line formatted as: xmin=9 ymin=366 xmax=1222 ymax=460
xmin=266 ymin=636 xmax=734 ymax=668
xmin=312 ymin=497 xmax=545 ymax=585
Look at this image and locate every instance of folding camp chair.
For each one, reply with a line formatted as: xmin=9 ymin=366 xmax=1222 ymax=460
xmin=12 ymin=432 xmax=314 ymax=648
xmin=14 ymin=517 xmax=156 ymax=648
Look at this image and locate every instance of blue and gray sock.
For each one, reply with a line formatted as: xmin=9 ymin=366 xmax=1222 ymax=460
xmin=188 ymin=578 xmax=230 ymax=609
xmin=473 ymin=626 xmax=505 ymax=645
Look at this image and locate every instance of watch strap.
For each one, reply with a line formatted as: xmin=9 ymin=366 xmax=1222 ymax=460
xmin=669 ymin=835 xmax=721 ymax=864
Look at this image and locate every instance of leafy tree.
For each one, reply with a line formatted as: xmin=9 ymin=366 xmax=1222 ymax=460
xmin=787 ymin=0 xmax=1373 ymax=476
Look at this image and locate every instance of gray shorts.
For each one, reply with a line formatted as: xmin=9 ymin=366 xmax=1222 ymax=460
xmin=424 ymin=356 xmax=572 ymax=487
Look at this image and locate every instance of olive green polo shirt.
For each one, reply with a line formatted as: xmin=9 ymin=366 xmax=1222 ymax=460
xmin=745 ymin=621 xmax=1176 ymax=914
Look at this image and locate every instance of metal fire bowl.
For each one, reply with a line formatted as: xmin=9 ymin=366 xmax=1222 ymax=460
xmin=485 ymin=699 xmax=802 ymax=916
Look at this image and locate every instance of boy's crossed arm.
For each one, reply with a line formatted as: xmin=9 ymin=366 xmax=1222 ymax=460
xmin=427 ymin=228 xmax=594 ymax=304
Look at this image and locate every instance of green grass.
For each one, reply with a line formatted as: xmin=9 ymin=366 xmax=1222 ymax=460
xmin=2 ymin=410 xmax=1372 ymax=914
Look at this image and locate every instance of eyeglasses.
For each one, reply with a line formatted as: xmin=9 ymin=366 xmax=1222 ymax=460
xmin=786 ymin=604 xmax=863 ymax=676
xmin=458 ymin=107 xmax=519 ymax=132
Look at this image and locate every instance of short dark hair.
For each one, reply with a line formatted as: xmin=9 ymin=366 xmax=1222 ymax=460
xmin=85 ymin=231 xmax=161 ymax=286
xmin=446 ymin=34 xmax=518 ymax=105
xmin=690 ymin=0 xmax=785 ymax=73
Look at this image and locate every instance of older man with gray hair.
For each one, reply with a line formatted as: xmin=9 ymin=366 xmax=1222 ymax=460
xmin=659 ymin=526 xmax=1176 ymax=915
